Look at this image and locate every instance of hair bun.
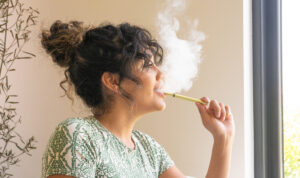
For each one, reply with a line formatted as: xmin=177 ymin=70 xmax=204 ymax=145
xmin=41 ymin=20 xmax=86 ymax=67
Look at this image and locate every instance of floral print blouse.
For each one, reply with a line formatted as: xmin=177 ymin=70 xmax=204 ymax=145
xmin=41 ymin=115 xmax=174 ymax=178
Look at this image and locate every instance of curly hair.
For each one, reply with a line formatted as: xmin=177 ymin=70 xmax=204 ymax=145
xmin=40 ymin=20 xmax=164 ymax=116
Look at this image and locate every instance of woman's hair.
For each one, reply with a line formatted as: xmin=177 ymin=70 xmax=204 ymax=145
xmin=40 ymin=20 xmax=164 ymax=116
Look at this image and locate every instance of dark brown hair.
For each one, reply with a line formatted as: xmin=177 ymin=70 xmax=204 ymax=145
xmin=40 ymin=20 xmax=163 ymax=116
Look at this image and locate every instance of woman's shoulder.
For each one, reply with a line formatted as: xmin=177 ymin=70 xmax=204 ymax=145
xmin=57 ymin=115 xmax=93 ymax=127
xmin=56 ymin=115 xmax=100 ymax=131
xmin=132 ymin=129 xmax=175 ymax=173
xmin=50 ymin=115 xmax=107 ymax=142
xmin=133 ymin=129 xmax=162 ymax=148
xmin=44 ymin=116 xmax=106 ymax=155
xmin=133 ymin=129 xmax=153 ymax=141
xmin=42 ymin=116 xmax=103 ymax=178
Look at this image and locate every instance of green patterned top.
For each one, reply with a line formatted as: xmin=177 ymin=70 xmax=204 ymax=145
xmin=41 ymin=115 xmax=175 ymax=178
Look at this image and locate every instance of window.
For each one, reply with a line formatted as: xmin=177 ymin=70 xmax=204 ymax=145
xmin=282 ymin=1 xmax=300 ymax=177
xmin=252 ymin=0 xmax=283 ymax=177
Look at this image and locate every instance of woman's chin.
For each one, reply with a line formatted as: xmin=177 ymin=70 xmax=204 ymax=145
xmin=156 ymin=101 xmax=166 ymax=111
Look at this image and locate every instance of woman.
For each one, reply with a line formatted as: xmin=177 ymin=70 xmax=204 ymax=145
xmin=41 ymin=20 xmax=235 ymax=178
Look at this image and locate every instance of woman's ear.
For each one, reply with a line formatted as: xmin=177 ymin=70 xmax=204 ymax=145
xmin=101 ymin=72 xmax=120 ymax=93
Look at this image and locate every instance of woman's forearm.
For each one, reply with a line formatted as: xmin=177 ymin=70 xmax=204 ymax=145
xmin=205 ymin=136 xmax=233 ymax=178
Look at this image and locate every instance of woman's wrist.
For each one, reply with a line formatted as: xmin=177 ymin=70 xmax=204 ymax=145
xmin=213 ymin=134 xmax=234 ymax=148
xmin=206 ymin=133 xmax=234 ymax=178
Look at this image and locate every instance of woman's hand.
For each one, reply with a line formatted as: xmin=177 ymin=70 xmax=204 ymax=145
xmin=195 ymin=97 xmax=235 ymax=141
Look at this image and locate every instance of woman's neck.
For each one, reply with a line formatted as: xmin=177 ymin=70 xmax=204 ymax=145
xmin=94 ymin=102 xmax=140 ymax=146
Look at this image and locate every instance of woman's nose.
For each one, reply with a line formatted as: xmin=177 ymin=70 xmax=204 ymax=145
xmin=155 ymin=66 xmax=165 ymax=81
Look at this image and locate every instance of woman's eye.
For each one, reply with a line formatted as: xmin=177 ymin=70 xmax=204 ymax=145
xmin=143 ymin=62 xmax=154 ymax=68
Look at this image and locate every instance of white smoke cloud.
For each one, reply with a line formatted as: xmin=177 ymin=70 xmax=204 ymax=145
xmin=157 ymin=0 xmax=205 ymax=93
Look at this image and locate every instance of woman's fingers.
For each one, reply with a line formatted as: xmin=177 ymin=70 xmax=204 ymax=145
xmin=196 ymin=97 xmax=235 ymax=138
xmin=225 ymin=105 xmax=233 ymax=119
xmin=200 ymin=97 xmax=210 ymax=105
xmin=196 ymin=97 xmax=230 ymax=121
xmin=209 ymin=100 xmax=221 ymax=118
xmin=219 ymin=102 xmax=226 ymax=121
xmin=196 ymin=97 xmax=210 ymax=122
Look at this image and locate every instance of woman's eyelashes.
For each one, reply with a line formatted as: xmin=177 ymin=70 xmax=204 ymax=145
xmin=143 ymin=61 xmax=154 ymax=69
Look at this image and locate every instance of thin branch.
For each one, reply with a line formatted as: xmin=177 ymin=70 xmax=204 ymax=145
xmin=0 ymin=0 xmax=39 ymax=176
xmin=0 ymin=1 xmax=9 ymax=78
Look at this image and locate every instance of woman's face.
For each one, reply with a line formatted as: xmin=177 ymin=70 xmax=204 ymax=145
xmin=121 ymin=55 xmax=166 ymax=115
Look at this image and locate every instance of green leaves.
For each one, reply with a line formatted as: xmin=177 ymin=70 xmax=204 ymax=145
xmin=0 ymin=0 xmax=39 ymax=177
xmin=284 ymin=113 xmax=300 ymax=177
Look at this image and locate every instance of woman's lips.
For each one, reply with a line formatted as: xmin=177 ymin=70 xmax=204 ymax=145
xmin=154 ymin=89 xmax=166 ymax=98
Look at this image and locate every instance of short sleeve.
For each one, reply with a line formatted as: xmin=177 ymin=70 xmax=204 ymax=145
xmin=157 ymin=143 xmax=175 ymax=175
xmin=42 ymin=120 xmax=98 ymax=178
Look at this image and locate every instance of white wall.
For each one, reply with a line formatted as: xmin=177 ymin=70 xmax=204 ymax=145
xmin=10 ymin=0 xmax=246 ymax=177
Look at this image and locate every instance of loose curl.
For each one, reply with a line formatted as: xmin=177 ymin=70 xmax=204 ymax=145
xmin=40 ymin=20 xmax=164 ymax=116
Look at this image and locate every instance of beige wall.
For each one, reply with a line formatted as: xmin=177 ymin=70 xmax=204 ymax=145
xmin=11 ymin=0 xmax=245 ymax=177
